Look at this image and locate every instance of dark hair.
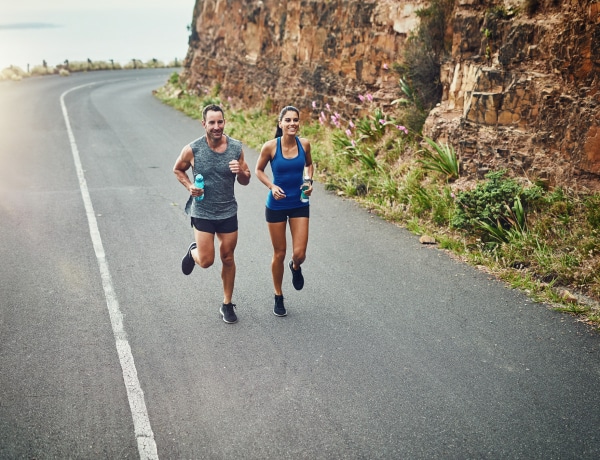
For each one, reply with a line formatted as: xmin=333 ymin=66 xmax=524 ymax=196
xmin=202 ymin=104 xmax=224 ymax=121
xmin=275 ymin=105 xmax=300 ymax=138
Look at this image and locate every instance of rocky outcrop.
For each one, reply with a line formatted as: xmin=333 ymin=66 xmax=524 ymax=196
xmin=182 ymin=0 xmax=424 ymax=116
xmin=427 ymin=0 xmax=600 ymax=190
xmin=182 ymin=0 xmax=600 ymax=190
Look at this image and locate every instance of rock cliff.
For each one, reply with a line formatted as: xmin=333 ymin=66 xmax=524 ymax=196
xmin=182 ymin=0 xmax=600 ymax=190
xmin=430 ymin=0 xmax=600 ymax=190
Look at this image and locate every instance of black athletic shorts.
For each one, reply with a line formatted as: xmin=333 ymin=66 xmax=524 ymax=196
xmin=265 ymin=206 xmax=310 ymax=223
xmin=191 ymin=214 xmax=238 ymax=234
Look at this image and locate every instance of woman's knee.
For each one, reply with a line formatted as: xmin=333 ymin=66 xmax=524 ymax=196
xmin=292 ymin=249 xmax=306 ymax=265
xmin=272 ymin=247 xmax=286 ymax=263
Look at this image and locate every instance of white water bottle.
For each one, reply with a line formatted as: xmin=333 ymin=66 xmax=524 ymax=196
xmin=300 ymin=176 xmax=311 ymax=203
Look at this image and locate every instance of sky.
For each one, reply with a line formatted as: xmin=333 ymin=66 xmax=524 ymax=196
xmin=0 ymin=0 xmax=196 ymax=70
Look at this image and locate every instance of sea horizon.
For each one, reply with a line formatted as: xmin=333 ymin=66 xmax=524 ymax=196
xmin=0 ymin=7 xmax=191 ymax=71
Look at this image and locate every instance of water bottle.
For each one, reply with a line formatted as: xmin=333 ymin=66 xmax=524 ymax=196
xmin=300 ymin=176 xmax=311 ymax=203
xmin=194 ymin=173 xmax=204 ymax=202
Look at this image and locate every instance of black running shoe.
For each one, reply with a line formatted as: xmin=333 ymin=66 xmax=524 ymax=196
xmin=220 ymin=303 xmax=238 ymax=324
xmin=289 ymin=260 xmax=304 ymax=290
xmin=181 ymin=242 xmax=197 ymax=275
xmin=273 ymin=295 xmax=286 ymax=317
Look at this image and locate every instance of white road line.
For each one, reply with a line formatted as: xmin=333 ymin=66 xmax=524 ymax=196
xmin=60 ymin=83 xmax=159 ymax=460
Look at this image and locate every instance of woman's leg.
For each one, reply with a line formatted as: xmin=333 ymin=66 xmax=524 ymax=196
xmin=289 ymin=217 xmax=309 ymax=269
xmin=267 ymin=221 xmax=287 ymax=295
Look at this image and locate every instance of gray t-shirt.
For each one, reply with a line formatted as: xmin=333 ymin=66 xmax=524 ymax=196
xmin=184 ymin=135 xmax=242 ymax=220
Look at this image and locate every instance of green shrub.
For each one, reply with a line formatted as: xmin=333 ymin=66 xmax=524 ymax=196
xmin=585 ymin=194 xmax=600 ymax=228
xmin=451 ymin=170 xmax=542 ymax=230
xmin=417 ymin=137 xmax=459 ymax=181
xmin=355 ymin=116 xmax=378 ymax=139
xmin=332 ymin=130 xmax=353 ymax=153
xmin=431 ymin=186 xmax=455 ymax=226
xmin=343 ymin=145 xmax=381 ymax=171
xmin=543 ymin=187 xmax=575 ymax=225
xmin=475 ymin=196 xmax=527 ymax=245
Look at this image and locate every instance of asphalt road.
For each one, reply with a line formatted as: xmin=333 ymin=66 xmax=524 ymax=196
xmin=1 ymin=69 xmax=599 ymax=459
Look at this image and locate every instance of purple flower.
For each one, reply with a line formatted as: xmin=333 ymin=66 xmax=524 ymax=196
xmin=366 ymin=94 xmax=373 ymax=102
xmin=358 ymin=95 xmax=365 ymax=102
xmin=349 ymin=120 xmax=355 ymax=128
xmin=345 ymin=129 xmax=352 ymax=137
xmin=326 ymin=103 xmax=331 ymax=111
xmin=351 ymin=140 xmax=356 ymax=147
xmin=379 ymin=119 xmax=386 ymax=125
xmin=312 ymin=100 xmax=317 ymax=109
xmin=383 ymin=63 xmax=389 ymax=70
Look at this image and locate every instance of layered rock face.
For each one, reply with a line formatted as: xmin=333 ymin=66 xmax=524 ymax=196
xmin=182 ymin=0 xmax=600 ymax=190
xmin=182 ymin=0 xmax=423 ymax=116
xmin=428 ymin=0 xmax=600 ymax=190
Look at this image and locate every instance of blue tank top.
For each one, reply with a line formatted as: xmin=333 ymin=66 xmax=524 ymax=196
xmin=266 ymin=137 xmax=308 ymax=210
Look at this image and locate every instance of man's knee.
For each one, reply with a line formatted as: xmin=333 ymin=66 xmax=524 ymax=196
xmin=196 ymin=255 xmax=214 ymax=269
xmin=219 ymin=244 xmax=236 ymax=266
xmin=220 ymin=252 xmax=235 ymax=267
xmin=199 ymin=260 xmax=214 ymax=269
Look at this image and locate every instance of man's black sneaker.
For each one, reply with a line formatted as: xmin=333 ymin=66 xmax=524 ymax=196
xmin=220 ymin=303 xmax=238 ymax=324
xmin=273 ymin=295 xmax=286 ymax=317
xmin=182 ymin=242 xmax=197 ymax=275
xmin=289 ymin=260 xmax=304 ymax=290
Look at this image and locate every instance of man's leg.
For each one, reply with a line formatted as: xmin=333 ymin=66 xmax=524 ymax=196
xmin=193 ymin=229 xmax=216 ymax=268
xmin=216 ymin=231 xmax=238 ymax=304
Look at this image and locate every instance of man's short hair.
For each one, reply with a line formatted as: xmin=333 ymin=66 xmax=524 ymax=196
xmin=202 ymin=104 xmax=224 ymax=120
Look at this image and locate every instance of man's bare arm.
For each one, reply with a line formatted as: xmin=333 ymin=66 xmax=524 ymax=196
xmin=231 ymin=150 xmax=251 ymax=186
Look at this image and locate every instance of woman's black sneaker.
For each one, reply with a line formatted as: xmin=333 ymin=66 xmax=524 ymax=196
xmin=273 ymin=295 xmax=286 ymax=316
xmin=288 ymin=260 xmax=304 ymax=290
xmin=220 ymin=303 xmax=238 ymax=324
xmin=181 ymin=242 xmax=196 ymax=275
